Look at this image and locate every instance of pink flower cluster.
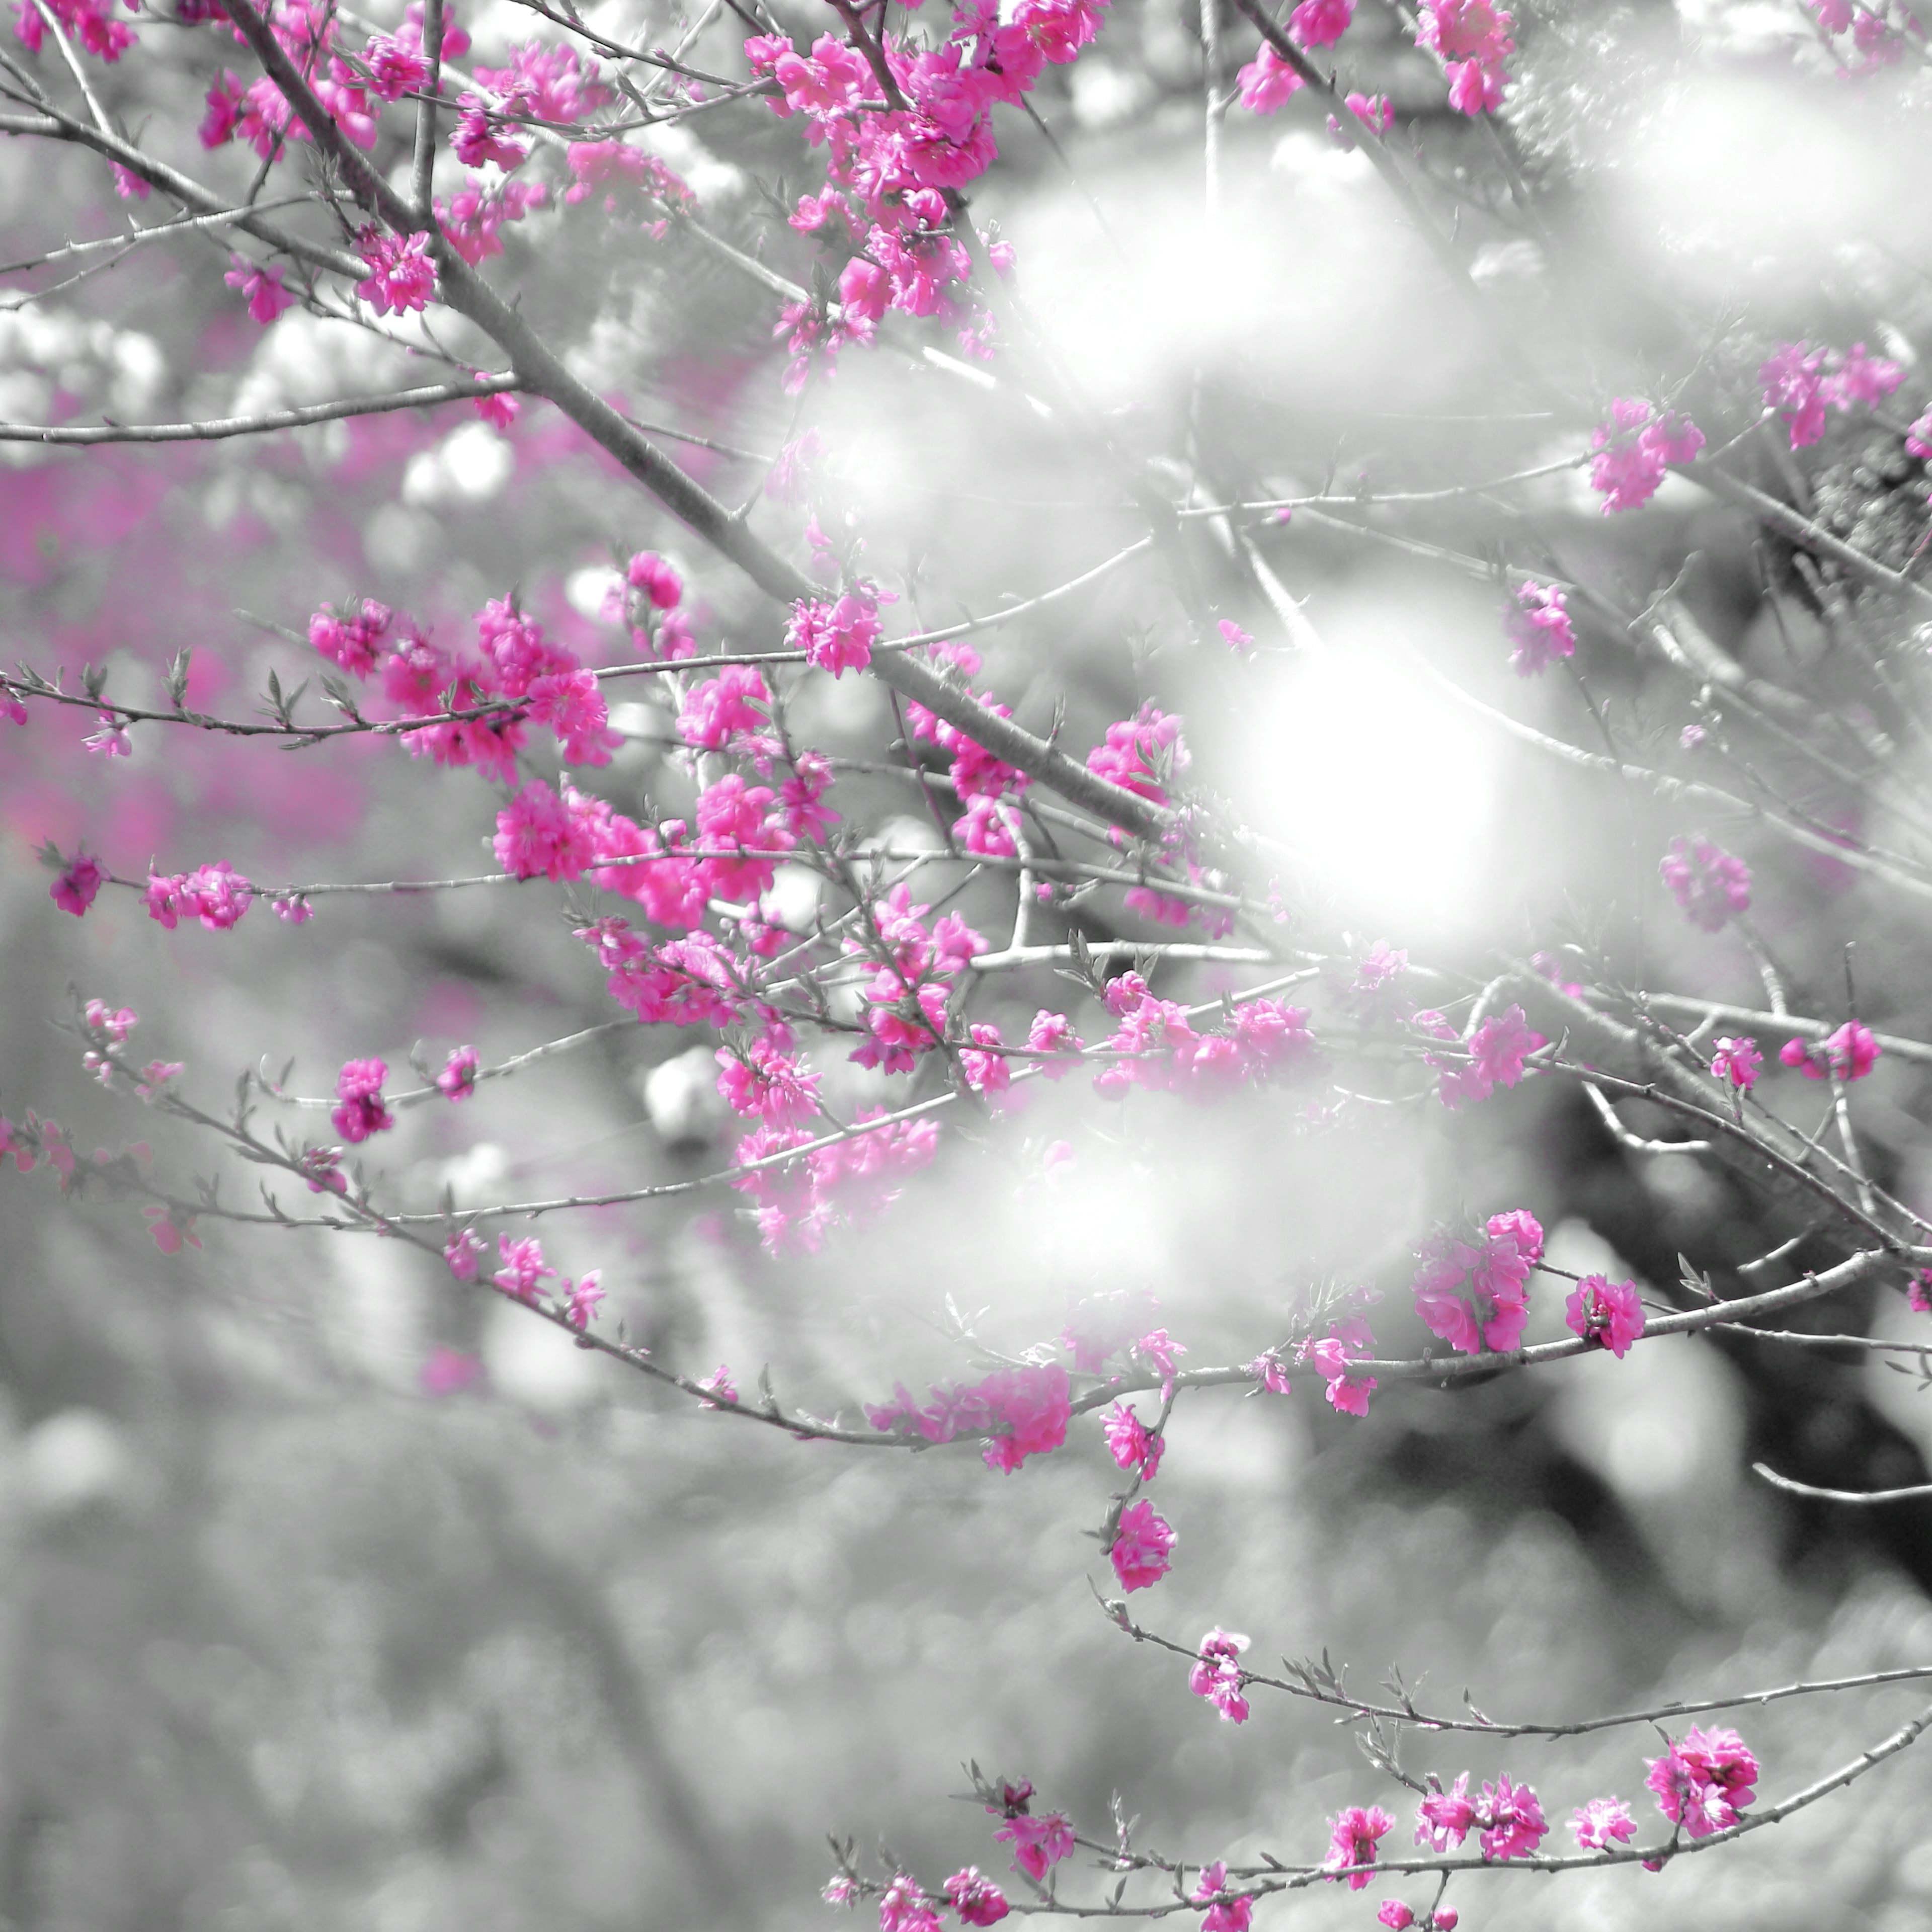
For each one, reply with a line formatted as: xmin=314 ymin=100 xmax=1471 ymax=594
xmin=1299 ymin=1315 xmax=1377 ymax=1415
xmin=49 ymin=849 xmax=106 ymax=917
xmin=1811 ymin=0 xmax=1917 ymax=71
xmin=1759 ymin=341 xmax=1904 ymax=448
xmin=1412 ymin=1209 xmax=1543 ymax=1356
xmin=1415 ymin=1773 xmax=1547 ymax=1859
xmin=1660 ymin=836 xmax=1751 ymax=932
xmin=1109 ymin=1498 xmax=1175 ymax=1591
xmin=12 ymin=0 xmax=137 ymax=61
xmin=984 ymin=1783 xmax=1075 ymax=1882
xmin=1323 ymin=1806 xmax=1393 ymax=1887
xmin=788 ymin=586 xmax=888 ymax=677
xmin=865 ymin=1362 xmax=1072 ymax=1472
xmin=1565 ymin=1273 xmax=1645 ymax=1357
xmin=1086 ymin=704 xmax=1188 ymax=808
xmin=436 ymin=174 xmax=547 ymax=265
xmin=1645 ymin=1726 xmax=1759 ymax=1838
xmin=749 ymin=0 xmax=1107 ymax=382
xmin=1188 ymin=1627 xmax=1250 ymax=1724
xmin=1102 ymin=1400 xmax=1164 ymax=1479
xmin=225 ymin=254 xmax=296 ymax=325
xmin=1189 ymin=1863 xmax=1252 ymax=1932
xmin=1506 ymin=581 xmax=1576 ymax=676
xmin=731 ymin=1104 xmax=940 ymax=1255
xmin=455 ymin=36 xmax=612 ymax=170
xmin=1415 ymin=0 xmax=1514 ymax=114
xmin=1781 ymin=1020 xmax=1879 ymax=1082
xmin=354 ymin=226 xmax=437 ymax=316
xmin=904 ymin=644 xmax=1033 ymax=855
xmin=331 ymin=1058 xmax=393 ymax=1143
xmin=1416 ymin=1003 xmax=1547 ymax=1108
xmin=1089 ymin=976 xmax=1317 ymax=1100
xmin=563 ymin=139 xmax=694 ymax=229
xmin=145 ymin=862 xmax=254 ymax=931
xmin=1588 ymin=398 xmax=1705 ymax=513
xmin=1711 ymin=1035 xmax=1761 ymax=1091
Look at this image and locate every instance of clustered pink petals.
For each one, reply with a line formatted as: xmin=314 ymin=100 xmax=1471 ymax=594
xmin=1188 ymin=1862 xmax=1252 ymax=1932
xmin=1571 ymin=1796 xmax=1637 ymax=1850
xmin=866 ymin=1363 xmax=1073 ymax=1472
xmin=437 ymin=1045 xmax=480 ymax=1100
xmin=1413 ymin=1210 xmax=1543 ymax=1356
xmin=1102 ymin=1400 xmax=1164 ymax=1479
xmin=1781 ymin=1020 xmax=1879 ymax=1082
xmin=1109 ymin=1498 xmax=1176 ymax=1591
xmin=1566 ymin=1273 xmax=1646 ymax=1357
xmin=331 ymin=1058 xmax=394 ymax=1143
xmin=1187 ymin=1628 xmax=1250 ymax=1724
xmin=444 ymin=1228 xmax=486 ymax=1279
xmin=1506 ymin=580 xmax=1576 ymax=676
xmin=993 ymin=1809 xmax=1075 ymax=1882
xmin=1415 ymin=0 xmax=1514 ymax=113
xmin=1300 ymin=1314 xmax=1378 ymax=1414
xmin=1909 ymin=1270 xmax=1932 ymax=1316
xmin=1322 ymin=1806 xmax=1393 ymax=1888
xmin=1588 ymin=398 xmax=1705 ymax=513
xmin=942 ymin=1870 xmax=1010 ymax=1925
xmin=145 ymin=862 xmax=254 ymax=932
xmin=1711 ymin=1035 xmax=1762 ymax=1091
xmin=1415 ymin=1773 xmax=1546 ymax=1860
xmin=1759 ymin=340 xmax=1904 ymax=449
xmin=49 ymin=849 xmax=106 ymax=917
xmin=354 ymin=226 xmax=438 ymax=315
xmin=1645 ymin=1726 xmax=1759 ymax=1838
xmin=1660 ymin=836 xmax=1750 ymax=932
xmin=224 ymin=254 xmax=296 ymax=324
xmin=1425 ymin=1002 xmax=1547 ymax=1108
xmin=878 ymin=1874 xmax=942 ymax=1932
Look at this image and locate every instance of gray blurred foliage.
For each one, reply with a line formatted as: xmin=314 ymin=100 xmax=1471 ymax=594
xmin=6 ymin=0 xmax=1932 ymax=1926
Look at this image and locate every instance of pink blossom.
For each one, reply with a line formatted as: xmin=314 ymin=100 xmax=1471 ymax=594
xmin=1218 ymin=619 xmax=1253 ymax=655
xmin=437 ymin=1045 xmax=480 ymax=1100
xmin=565 ymin=1270 xmax=604 ymax=1330
xmin=1660 ymin=836 xmax=1750 ymax=932
xmin=354 ymin=226 xmax=437 ymax=315
xmin=1645 ymin=1726 xmax=1759 ymax=1838
xmin=1 ymin=688 xmax=24 ymax=725
xmin=787 ymin=589 xmax=884 ymax=677
xmin=629 ymin=552 xmax=685 ymax=610
xmin=1908 ymin=1270 xmax=1932 ymax=1316
xmin=445 ymin=1229 xmax=486 ymax=1279
xmin=494 ymin=779 xmax=598 ymax=881
xmin=1712 ymin=1035 xmax=1761 ymax=1090
xmin=1417 ymin=0 xmax=1514 ymax=113
xmin=1109 ymin=1498 xmax=1175 ymax=1591
xmin=1479 ymin=1775 xmax=1546 ymax=1860
xmin=84 ymin=999 xmax=138 ymax=1044
xmin=1187 ymin=1628 xmax=1250 ymax=1724
xmin=1336 ymin=90 xmax=1393 ymax=134
xmin=1377 ymin=1908 xmax=1414 ymax=1930
xmin=1506 ymin=580 xmax=1576 ymax=675
xmin=1086 ymin=705 xmax=1188 ymax=805
xmin=878 ymin=1874 xmax=941 ymax=1932
xmin=298 ymin=1146 xmax=347 ymax=1195
xmin=309 ymin=599 xmax=393 ymax=677
xmin=978 ymin=1364 xmax=1072 ymax=1471
xmin=224 ymin=254 xmax=296 ymax=324
xmin=361 ymin=30 xmax=429 ymax=98
xmin=700 ymin=1365 xmax=740 ymax=1407
xmin=1248 ymin=1348 xmax=1291 ymax=1394
xmin=1908 ymin=408 xmax=1932 ymax=460
xmin=1323 ymin=1806 xmax=1392 ymax=1888
xmin=1413 ymin=1211 xmax=1543 ymax=1355
xmin=1235 ymin=40 xmax=1304 ymax=111
xmin=1760 ymin=343 xmax=1830 ymax=448
xmin=942 ymin=1870 xmax=1009 ymax=1926
xmin=1571 ymin=1797 xmax=1637 ymax=1850
xmin=1303 ymin=1315 xmax=1377 ymax=1414
xmin=1189 ymin=1862 xmax=1252 ymax=1932
xmin=272 ymin=895 xmax=314 ymax=925
xmin=1132 ymin=1327 xmax=1186 ymax=1382
xmin=960 ymin=1022 xmax=1012 ymax=1097
xmin=1566 ymin=1273 xmax=1645 ymax=1357
xmin=50 ymin=851 xmax=106 ymax=917
xmin=527 ymin=669 xmax=617 ymax=764
xmin=332 ymin=1058 xmax=394 ymax=1143
xmin=1415 ymin=1775 xmax=1476 ymax=1852
xmin=493 ymin=1234 xmax=553 ymax=1302
xmin=678 ymin=665 xmax=769 ymax=749
xmin=1103 ymin=1401 xmax=1164 ymax=1479
xmin=1588 ymin=398 xmax=1704 ymax=513
xmin=994 ymin=1811 xmax=1075 ymax=1881
xmin=1437 ymin=1004 xmax=1547 ymax=1108
xmin=1781 ymin=1019 xmax=1879 ymax=1082
xmin=1291 ymin=0 xmax=1353 ymax=43
xmin=1825 ymin=342 xmax=1904 ymax=410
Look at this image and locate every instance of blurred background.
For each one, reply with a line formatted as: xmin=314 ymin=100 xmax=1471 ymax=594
xmin=8 ymin=0 xmax=1932 ymax=1926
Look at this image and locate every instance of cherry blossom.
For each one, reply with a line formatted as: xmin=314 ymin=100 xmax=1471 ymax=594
xmin=1109 ymin=1499 xmax=1175 ymax=1591
xmin=1322 ymin=1806 xmax=1392 ymax=1888
xmin=1566 ymin=1273 xmax=1646 ymax=1358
